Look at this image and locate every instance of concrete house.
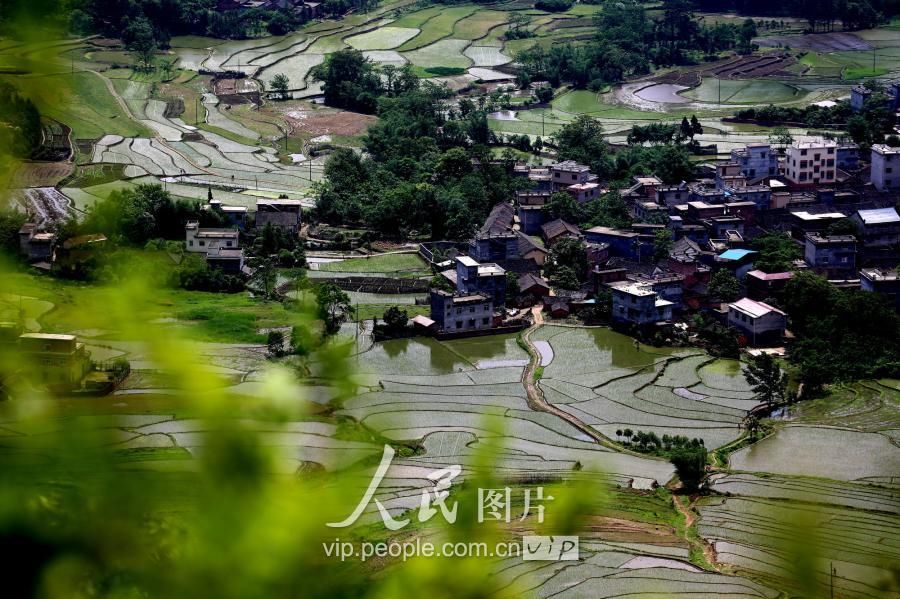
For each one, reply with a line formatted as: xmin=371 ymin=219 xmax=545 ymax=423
xmin=731 ymin=143 xmax=778 ymax=179
xmin=185 ymin=221 xmax=239 ymax=253
xmin=860 ymin=268 xmax=900 ymax=309
xmin=453 ymin=256 xmax=506 ymax=307
xmin=870 ymin=144 xmax=900 ymax=191
xmin=727 ymin=298 xmax=787 ymax=346
xmin=850 ymin=207 xmax=900 ymax=249
xmin=18 ymin=333 xmax=91 ymax=389
xmin=550 ymin=160 xmax=594 ymax=189
xmin=785 ymin=140 xmax=837 ymax=185
xmin=429 ymin=291 xmax=494 ymax=333
xmin=804 ymin=234 xmax=856 ymax=278
xmin=716 ymin=248 xmax=758 ymax=280
xmin=610 ymin=282 xmax=674 ymax=326
xmin=18 ymin=224 xmax=56 ymax=263
xmin=850 ymin=85 xmax=872 ymax=111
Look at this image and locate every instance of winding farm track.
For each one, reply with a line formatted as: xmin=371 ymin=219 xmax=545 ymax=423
xmin=520 ymin=306 xmax=619 ymax=449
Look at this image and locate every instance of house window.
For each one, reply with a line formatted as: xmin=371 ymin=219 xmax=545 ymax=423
xmin=887 ymin=167 xmax=893 ymax=174
xmin=801 ymin=149 xmax=808 ymax=156
xmin=189 ymin=240 xmax=194 ymax=246
xmin=199 ymin=240 xmax=205 ymax=246
xmin=482 ymin=317 xmax=489 ymax=325
xmin=469 ymin=306 xmax=476 ymax=313
xmin=455 ymin=320 xmax=463 ymax=329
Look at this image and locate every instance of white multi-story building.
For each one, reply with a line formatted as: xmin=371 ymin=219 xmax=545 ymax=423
xmin=870 ymin=144 xmax=900 ymax=191
xmin=784 ymin=140 xmax=837 ymax=185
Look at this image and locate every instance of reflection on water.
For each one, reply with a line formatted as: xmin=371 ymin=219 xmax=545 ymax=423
xmin=588 ymin=327 xmax=675 ymax=369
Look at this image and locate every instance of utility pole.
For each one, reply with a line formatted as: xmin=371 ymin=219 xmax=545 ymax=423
xmin=542 ymin=109 xmax=545 ymax=137
xmin=830 ymin=563 xmax=835 ymax=599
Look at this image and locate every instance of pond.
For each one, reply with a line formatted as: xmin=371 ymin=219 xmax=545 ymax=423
xmin=635 ymin=83 xmax=690 ymax=104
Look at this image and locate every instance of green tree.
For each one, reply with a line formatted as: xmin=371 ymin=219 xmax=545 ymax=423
xmin=670 ymin=445 xmax=707 ymax=493
xmin=653 ymin=229 xmax=673 ymax=262
xmin=506 ymin=271 xmax=520 ymax=306
xmin=709 ymin=270 xmax=741 ymax=302
xmin=750 ymin=232 xmax=800 ymax=273
xmin=123 ymin=17 xmax=156 ymax=71
xmin=269 ymin=73 xmax=291 ymax=100
xmin=382 ymin=306 xmax=409 ymax=334
xmin=744 ymin=353 xmax=788 ymax=407
xmin=552 ymin=115 xmax=611 ymax=178
xmin=266 ymin=330 xmax=285 ymax=357
xmin=249 ymin=255 xmax=278 ymax=299
xmin=544 ymin=191 xmax=584 ymax=224
xmin=548 ymin=265 xmax=580 ymax=291
xmin=768 ymin=126 xmax=794 ymax=152
xmin=315 ymin=282 xmax=353 ymax=335
xmin=546 ymin=237 xmax=588 ymax=283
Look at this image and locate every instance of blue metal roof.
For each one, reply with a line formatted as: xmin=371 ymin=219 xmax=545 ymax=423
xmin=718 ymin=249 xmax=756 ymax=261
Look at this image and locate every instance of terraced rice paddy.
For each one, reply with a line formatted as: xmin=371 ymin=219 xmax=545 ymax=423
xmin=346 ymin=27 xmax=421 ymax=50
xmin=729 ymin=425 xmax=900 ymax=482
xmin=680 ymin=79 xmax=803 ymax=104
xmin=533 ymin=326 xmax=759 ymax=449
xmin=698 ymin=494 xmax=899 ymax=598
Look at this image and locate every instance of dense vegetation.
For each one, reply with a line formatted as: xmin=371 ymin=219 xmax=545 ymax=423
xmin=516 ymin=0 xmax=758 ymax=89
xmin=67 ymin=0 xmax=378 ymax=41
xmin=311 ymin=50 xmax=418 ymax=114
xmin=0 ymin=83 xmax=42 ymax=160
xmin=314 ymin=62 xmax=523 ymax=239
xmin=695 ymin=0 xmax=893 ymax=31
xmin=781 ymin=271 xmax=900 ymax=388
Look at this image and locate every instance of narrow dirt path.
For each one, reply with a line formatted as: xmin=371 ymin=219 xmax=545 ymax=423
xmin=672 ymin=493 xmax=720 ymax=570
xmin=519 ymin=306 xmax=620 ymax=449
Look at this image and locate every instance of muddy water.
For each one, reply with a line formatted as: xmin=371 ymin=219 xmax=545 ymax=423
xmin=635 ymin=83 xmax=690 ymax=104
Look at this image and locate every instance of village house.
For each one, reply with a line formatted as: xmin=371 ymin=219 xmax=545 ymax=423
xmin=517 ymin=273 xmax=550 ymax=304
xmin=550 ymin=160 xmax=595 ymax=190
xmin=804 ymin=234 xmax=857 ymax=279
xmin=784 ymin=140 xmax=837 ymax=186
xmin=205 ymin=246 xmax=245 ymax=273
xmin=727 ymin=298 xmax=787 ymax=346
xmin=715 ymin=248 xmax=758 ymax=280
xmin=850 ymin=85 xmax=872 ymax=111
xmin=850 ymin=207 xmax=900 ymax=249
xmin=745 ymin=270 xmax=793 ymax=301
xmin=18 ymin=333 xmax=92 ymax=390
xmin=860 ymin=268 xmax=900 ymax=309
xmin=429 ymin=291 xmax=495 ymax=334
xmin=656 ymin=183 xmax=689 ymax=208
xmin=18 ymin=223 xmax=56 ymax=264
xmin=541 ymin=219 xmax=581 ymax=247
xmin=788 ymin=210 xmax=847 ymax=240
xmin=185 ymin=221 xmax=239 ymax=253
xmin=731 ymin=143 xmax=779 ymax=180
xmin=584 ymin=226 xmax=652 ymax=261
xmin=439 ymin=255 xmax=507 ymax=307
xmin=255 ymin=199 xmax=302 ymax=235
xmin=610 ymin=281 xmax=674 ymax=327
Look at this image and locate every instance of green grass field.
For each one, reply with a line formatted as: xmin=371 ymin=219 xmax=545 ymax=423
xmin=2 ymin=71 xmax=149 ymax=139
